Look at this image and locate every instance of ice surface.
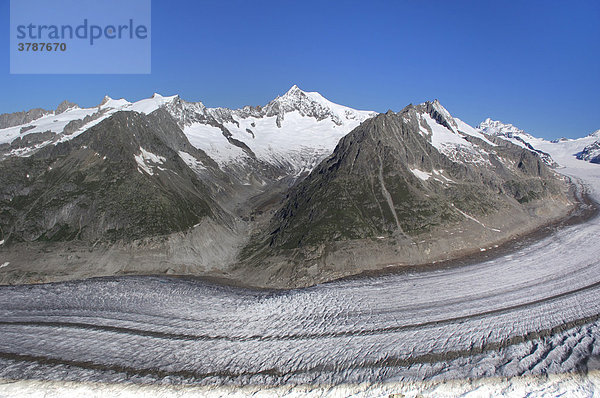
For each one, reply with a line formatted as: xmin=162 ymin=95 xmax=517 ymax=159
xmin=183 ymin=122 xmax=248 ymax=166
xmin=0 ymin=142 xmax=599 ymax=392
xmin=2 ymin=371 xmax=600 ymax=397
xmin=454 ymin=117 xmax=497 ymax=146
xmin=178 ymin=151 xmax=206 ymax=171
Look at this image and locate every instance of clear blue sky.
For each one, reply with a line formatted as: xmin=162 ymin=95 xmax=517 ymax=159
xmin=1 ymin=0 xmax=599 ymax=139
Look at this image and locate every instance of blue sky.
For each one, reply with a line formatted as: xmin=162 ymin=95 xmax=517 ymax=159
xmin=1 ymin=0 xmax=599 ymax=139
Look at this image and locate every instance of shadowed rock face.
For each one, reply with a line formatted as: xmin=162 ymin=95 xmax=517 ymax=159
xmin=269 ymin=105 xmax=562 ymax=247
xmin=236 ymin=103 xmax=572 ymax=288
xmin=578 ymin=141 xmax=600 ymax=164
xmin=0 ymin=109 xmax=230 ymax=244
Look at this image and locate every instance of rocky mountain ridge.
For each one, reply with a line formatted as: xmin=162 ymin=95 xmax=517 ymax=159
xmin=234 ymin=103 xmax=573 ymax=287
xmin=0 ymin=88 xmax=592 ymax=288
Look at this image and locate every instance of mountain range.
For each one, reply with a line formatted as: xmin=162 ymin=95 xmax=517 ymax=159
xmin=0 ymin=86 xmax=596 ymax=287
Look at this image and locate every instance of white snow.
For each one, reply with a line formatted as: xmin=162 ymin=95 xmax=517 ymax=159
xmin=0 ymin=87 xmax=376 ymax=175
xmin=184 ymin=123 xmax=248 ymax=166
xmin=432 ymin=169 xmax=455 ymax=184
xmin=477 ymin=118 xmax=533 ymax=149
xmin=410 ymin=168 xmax=432 ymax=181
xmin=454 ymin=117 xmax=497 ymax=146
xmin=178 ymin=151 xmax=206 ymax=171
xmin=127 ymin=93 xmax=178 ymax=115
xmin=2 ymin=371 xmax=600 ymax=397
xmin=0 ymin=262 xmax=8 ymax=269
xmin=0 ymin=146 xmax=599 ymax=392
xmin=99 ymin=97 xmax=131 ymax=109
xmin=298 ymin=87 xmax=374 ymax=124
xmin=134 ymin=148 xmax=166 ymax=175
xmin=421 ymin=113 xmax=490 ymax=165
xmin=410 ymin=168 xmax=458 ymax=186
xmin=0 ymin=107 xmax=98 ymax=146
xmin=0 ymin=93 xmax=178 ymax=157
xmin=482 ymin=119 xmax=600 ymax=169
xmin=221 ymin=111 xmax=363 ymax=172
xmin=1 ymin=96 xmax=600 ymax=396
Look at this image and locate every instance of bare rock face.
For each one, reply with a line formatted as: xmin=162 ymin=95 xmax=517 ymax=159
xmin=577 ymin=140 xmax=600 ymax=164
xmin=237 ymin=103 xmax=572 ymax=288
xmin=0 ymin=108 xmax=52 ymax=130
xmin=7 ymin=130 xmax=57 ymax=149
xmin=55 ymin=100 xmax=78 ymax=115
xmin=0 ymin=109 xmax=230 ymax=244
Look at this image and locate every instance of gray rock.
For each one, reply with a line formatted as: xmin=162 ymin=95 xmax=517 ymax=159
xmin=0 ymin=108 xmax=52 ymax=129
xmin=0 ymin=109 xmax=231 ymax=244
xmin=237 ymin=102 xmax=573 ymax=288
xmin=577 ymin=140 xmax=600 ymax=163
xmin=55 ymin=100 xmax=78 ymax=115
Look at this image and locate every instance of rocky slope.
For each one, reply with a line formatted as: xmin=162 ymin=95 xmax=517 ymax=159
xmin=0 ymin=108 xmax=236 ymax=244
xmin=236 ymin=103 xmax=574 ymax=288
xmin=0 ymin=108 xmax=252 ymax=283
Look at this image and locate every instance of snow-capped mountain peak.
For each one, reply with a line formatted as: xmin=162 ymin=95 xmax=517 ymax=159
xmin=476 ymin=117 xmax=600 ymax=167
xmin=128 ymin=93 xmax=179 ymax=114
xmin=430 ymin=99 xmax=459 ymax=132
xmin=263 ymin=85 xmax=375 ymax=127
xmin=476 ymin=118 xmax=559 ymax=165
xmin=99 ymin=96 xmax=131 ymax=109
xmin=0 ymin=87 xmax=379 ymax=178
xmin=478 ymin=118 xmax=534 ymax=140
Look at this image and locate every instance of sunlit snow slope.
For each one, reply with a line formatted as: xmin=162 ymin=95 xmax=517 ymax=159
xmin=0 ymin=86 xmax=376 ymax=176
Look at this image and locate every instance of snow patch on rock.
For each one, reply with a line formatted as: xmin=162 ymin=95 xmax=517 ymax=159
xmin=134 ymin=148 xmax=166 ymax=175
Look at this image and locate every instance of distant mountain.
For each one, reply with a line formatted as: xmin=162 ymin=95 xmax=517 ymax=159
xmin=576 ymin=130 xmax=600 ymax=164
xmin=0 ymin=86 xmax=376 ymax=182
xmin=479 ymin=119 xmax=600 ymax=167
xmin=478 ymin=118 xmax=557 ymax=166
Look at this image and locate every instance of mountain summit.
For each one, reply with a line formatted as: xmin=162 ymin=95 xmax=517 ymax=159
xmin=263 ymin=85 xmax=373 ymax=127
